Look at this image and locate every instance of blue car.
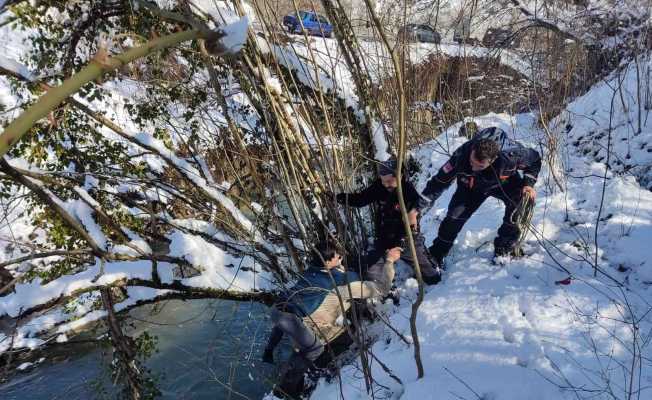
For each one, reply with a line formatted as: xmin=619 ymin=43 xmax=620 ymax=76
xmin=283 ymin=11 xmax=333 ymax=38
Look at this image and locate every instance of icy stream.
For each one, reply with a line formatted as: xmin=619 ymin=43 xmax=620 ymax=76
xmin=0 ymin=299 xmax=277 ymax=399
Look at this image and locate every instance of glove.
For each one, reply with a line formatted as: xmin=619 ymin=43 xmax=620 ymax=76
xmin=335 ymin=193 xmax=346 ymax=204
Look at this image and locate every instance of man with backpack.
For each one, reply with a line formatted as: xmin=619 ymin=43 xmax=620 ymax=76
xmin=422 ymin=127 xmax=541 ymax=266
xmin=336 ymin=157 xmax=442 ymax=285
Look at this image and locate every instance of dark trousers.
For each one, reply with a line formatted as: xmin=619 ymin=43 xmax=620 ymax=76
xmin=430 ymin=179 xmax=525 ymax=261
xmin=366 ymin=232 xmax=440 ymax=282
xmin=267 ymin=309 xmax=324 ymax=398
xmin=266 ymin=308 xmax=324 ymax=362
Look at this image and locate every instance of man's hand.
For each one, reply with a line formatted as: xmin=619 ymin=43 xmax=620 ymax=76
xmin=408 ymin=209 xmax=418 ymax=227
xmin=522 ymin=185 xmax=536 ymax=200
xmin=386 ymin=247 xmax=402 ymax=263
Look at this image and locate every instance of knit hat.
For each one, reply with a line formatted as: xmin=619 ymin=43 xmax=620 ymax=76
xmin=378 ymin=157 xmax=398 ymax=176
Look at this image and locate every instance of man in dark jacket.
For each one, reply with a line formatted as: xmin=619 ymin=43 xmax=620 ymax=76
xmin=422 ymin=127 xmax=541 ymax=264
xmin=336 ymin=157 xmax=442 ymax=285
xmin=263 ymin=242 xmax=399 ymax=398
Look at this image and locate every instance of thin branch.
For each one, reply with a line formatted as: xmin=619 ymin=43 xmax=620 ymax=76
xmin=0 ymin=249 xmax=92 ymax=268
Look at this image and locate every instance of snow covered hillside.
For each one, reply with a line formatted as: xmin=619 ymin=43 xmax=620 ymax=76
xmin=308 ymin=91 xmax=652 ymax=398
xmin=553 ymin=56 xmax=652 ymax=190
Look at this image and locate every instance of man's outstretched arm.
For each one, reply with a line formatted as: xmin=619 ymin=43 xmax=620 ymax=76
xmin=422 ymin=146 xmax=465 ymax=201
xmin=336 ymin=181 xmax=380 ymax=207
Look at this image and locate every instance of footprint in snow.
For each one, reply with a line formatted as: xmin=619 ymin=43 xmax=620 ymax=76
xmin=498 ymin=315 xmax=545 ymax=368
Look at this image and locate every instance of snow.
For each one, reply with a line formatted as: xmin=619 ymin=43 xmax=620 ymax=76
xmin=130 ymin=130 xmax=273 ymax=249
xmin=0 ymin=3 xmax=651 ymax=397
xmin=0 ymin=11 xmax=32 ymax=64
xmin=220 ymin=16 xmax=249 ymax=54
xmin=63 ymin=199 xmax=107 ymax=250
xmin=0 ymin=55 xmax=35 ymax=81
xmin=408 ymin=42 xmax=534 ymax=80
xmin=111 ymin=229 xmax=152 ymax=257
xmin=16 ymin=362 xmax=33 ymax=371
xmin=271 ymin=38 xmax=392 ymax=160
xmin=552 ymin=56 xmax=652 ymax=190
xmin=190 ymin=0 xmax=257 ymax=25
xmin=308 ymin=110 xmax=652 ymax=399
xmin=0 ymin=286 xmax=174 ymax=356
xmin=371 ymin=121 xmax=391 ymax=161
xmin=168 ymin=230 xmax=273 ymax=291
xmin=0 ymin=260 xmax=154 ymax=317
xmin=55 ymin=309 xmax=107 ymax=334
xmin=116 ymin=286 xmax=171 ymax=310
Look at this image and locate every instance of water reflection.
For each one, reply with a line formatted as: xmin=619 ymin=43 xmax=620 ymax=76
xmin=0 ymin=298 xmax=278 ymax=399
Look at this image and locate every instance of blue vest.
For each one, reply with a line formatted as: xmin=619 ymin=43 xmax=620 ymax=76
xmin=279 ymin=266 xmax=362 ymax=317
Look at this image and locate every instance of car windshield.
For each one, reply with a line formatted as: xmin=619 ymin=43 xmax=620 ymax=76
xmin=419 ymin=25 xmax=433 ymax=32
xmin=298 ymin=11 xmax=309 ymax=19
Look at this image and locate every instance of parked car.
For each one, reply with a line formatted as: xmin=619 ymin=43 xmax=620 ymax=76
xmin=283 ymin=11 xmax=333 ymax=38
xmin=454 ymin=35 xmax=481 ymax=45
xmin=398 ymin=24 xmax=441 ymax=44
xmin=482 ymin=28 xmax=518 ymax=48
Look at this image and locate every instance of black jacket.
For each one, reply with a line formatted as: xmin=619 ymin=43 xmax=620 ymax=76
xmin=337 ymin=179 xmax=421 ymax=248
xmin=423 ymin=140 xmax=541 ymax=201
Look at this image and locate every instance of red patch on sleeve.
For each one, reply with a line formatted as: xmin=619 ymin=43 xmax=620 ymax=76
xmin=442 ymin=162 xmax=453 ymax=173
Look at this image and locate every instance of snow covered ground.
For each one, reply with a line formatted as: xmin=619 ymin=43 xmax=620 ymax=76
xmin=553 ymin=56 xmax=652 ymax=190
xmin=307 ymin=110 xmax=652 ymax=398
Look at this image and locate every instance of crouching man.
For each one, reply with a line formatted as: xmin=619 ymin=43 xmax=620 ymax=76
xmin=422 ymin=127 xmax=541 ymax=265
xmin=262 ymin=242 xmax=400 ymax=398
xmin=336 ymin=157 xmax=442 ymax=285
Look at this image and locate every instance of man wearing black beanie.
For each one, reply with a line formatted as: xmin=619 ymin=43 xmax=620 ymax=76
xmin=336 ymin=157 xmax=442 ymax=285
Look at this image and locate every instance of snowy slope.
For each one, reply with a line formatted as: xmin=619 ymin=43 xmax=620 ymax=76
xmin=306 ymin=111 xmax=652 ymax=399
xmin=553 ymin=56 xmax=652 ymax=190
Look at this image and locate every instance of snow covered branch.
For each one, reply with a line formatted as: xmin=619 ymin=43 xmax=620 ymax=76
xmin=0 ymin=158 xmax=107 ymax=256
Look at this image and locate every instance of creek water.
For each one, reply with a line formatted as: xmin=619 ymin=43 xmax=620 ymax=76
xmin=0 ymin=298 xmax=284 ymax=399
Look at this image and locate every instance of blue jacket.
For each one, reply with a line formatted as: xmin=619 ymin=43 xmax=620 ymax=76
xmin=279 ymin=266 xmax=363 ymax=317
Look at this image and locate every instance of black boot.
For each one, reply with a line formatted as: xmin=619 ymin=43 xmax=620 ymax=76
xmin=494 ymin=245 xmax=523 ymax=258
xmin=274 ymin=375 xmax=305 ymax=400
xmin=422 ymin=266 xmax=442 ymax=285
xmin=274 ymin=353 xmax=312 ymax=399
xmin=427 ymin=244 xmax=445 ymax=270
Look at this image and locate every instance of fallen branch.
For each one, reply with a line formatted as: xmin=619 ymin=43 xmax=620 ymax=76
xmin=0 ymin=249 xmax=93 ymax=269
xmin=10 ymin=273 xmax=276 ymax=319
